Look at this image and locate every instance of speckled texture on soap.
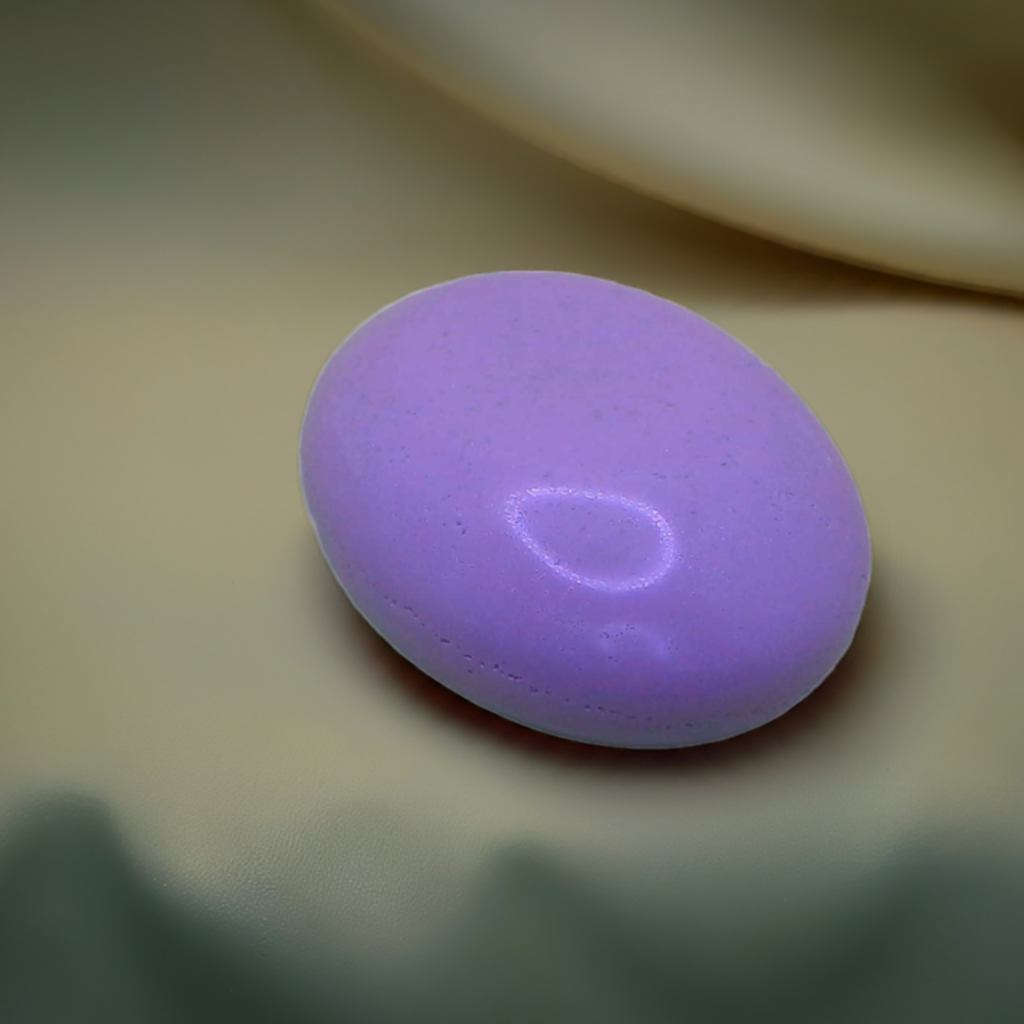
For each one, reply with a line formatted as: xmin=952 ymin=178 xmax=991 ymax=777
xmin=300 ymin=272 xmax=871 ymax=747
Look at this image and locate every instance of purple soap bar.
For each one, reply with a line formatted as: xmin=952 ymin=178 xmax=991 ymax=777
xmin=300 ymin=272 xmax=871 ymax=748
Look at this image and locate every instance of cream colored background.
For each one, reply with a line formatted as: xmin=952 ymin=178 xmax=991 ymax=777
xmin=1 ymin=1 xmax=1022 ymax=1020
xmin=322 ymin=0 xmax=1024 ymax=295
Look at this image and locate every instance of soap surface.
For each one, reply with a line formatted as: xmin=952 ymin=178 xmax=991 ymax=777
xmin=300 ymin=272 xmax=871 ymax=747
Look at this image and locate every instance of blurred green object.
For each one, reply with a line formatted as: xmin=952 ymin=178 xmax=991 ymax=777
xmin=2 ymin=794 xmax=1024 ymax=1023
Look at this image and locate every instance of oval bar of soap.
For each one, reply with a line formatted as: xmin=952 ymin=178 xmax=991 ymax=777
xmin=300 ymin=272 xmax=871 ymax=748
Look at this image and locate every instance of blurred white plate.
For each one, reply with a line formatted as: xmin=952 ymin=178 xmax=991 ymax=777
xmin=313 ymin=0 xmax=1024 ymax=295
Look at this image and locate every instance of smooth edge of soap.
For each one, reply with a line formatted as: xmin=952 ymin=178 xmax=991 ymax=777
xmin=298 ymin=271 xmax=874 ymax=749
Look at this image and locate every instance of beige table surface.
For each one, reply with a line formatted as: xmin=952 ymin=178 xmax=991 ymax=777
xmin=1 ymin=2 xmax=1022 ymax=1021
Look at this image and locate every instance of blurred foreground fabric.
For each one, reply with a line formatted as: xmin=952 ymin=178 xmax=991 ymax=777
xmin=1 ymin=1 xmax=1023 ymax=1021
